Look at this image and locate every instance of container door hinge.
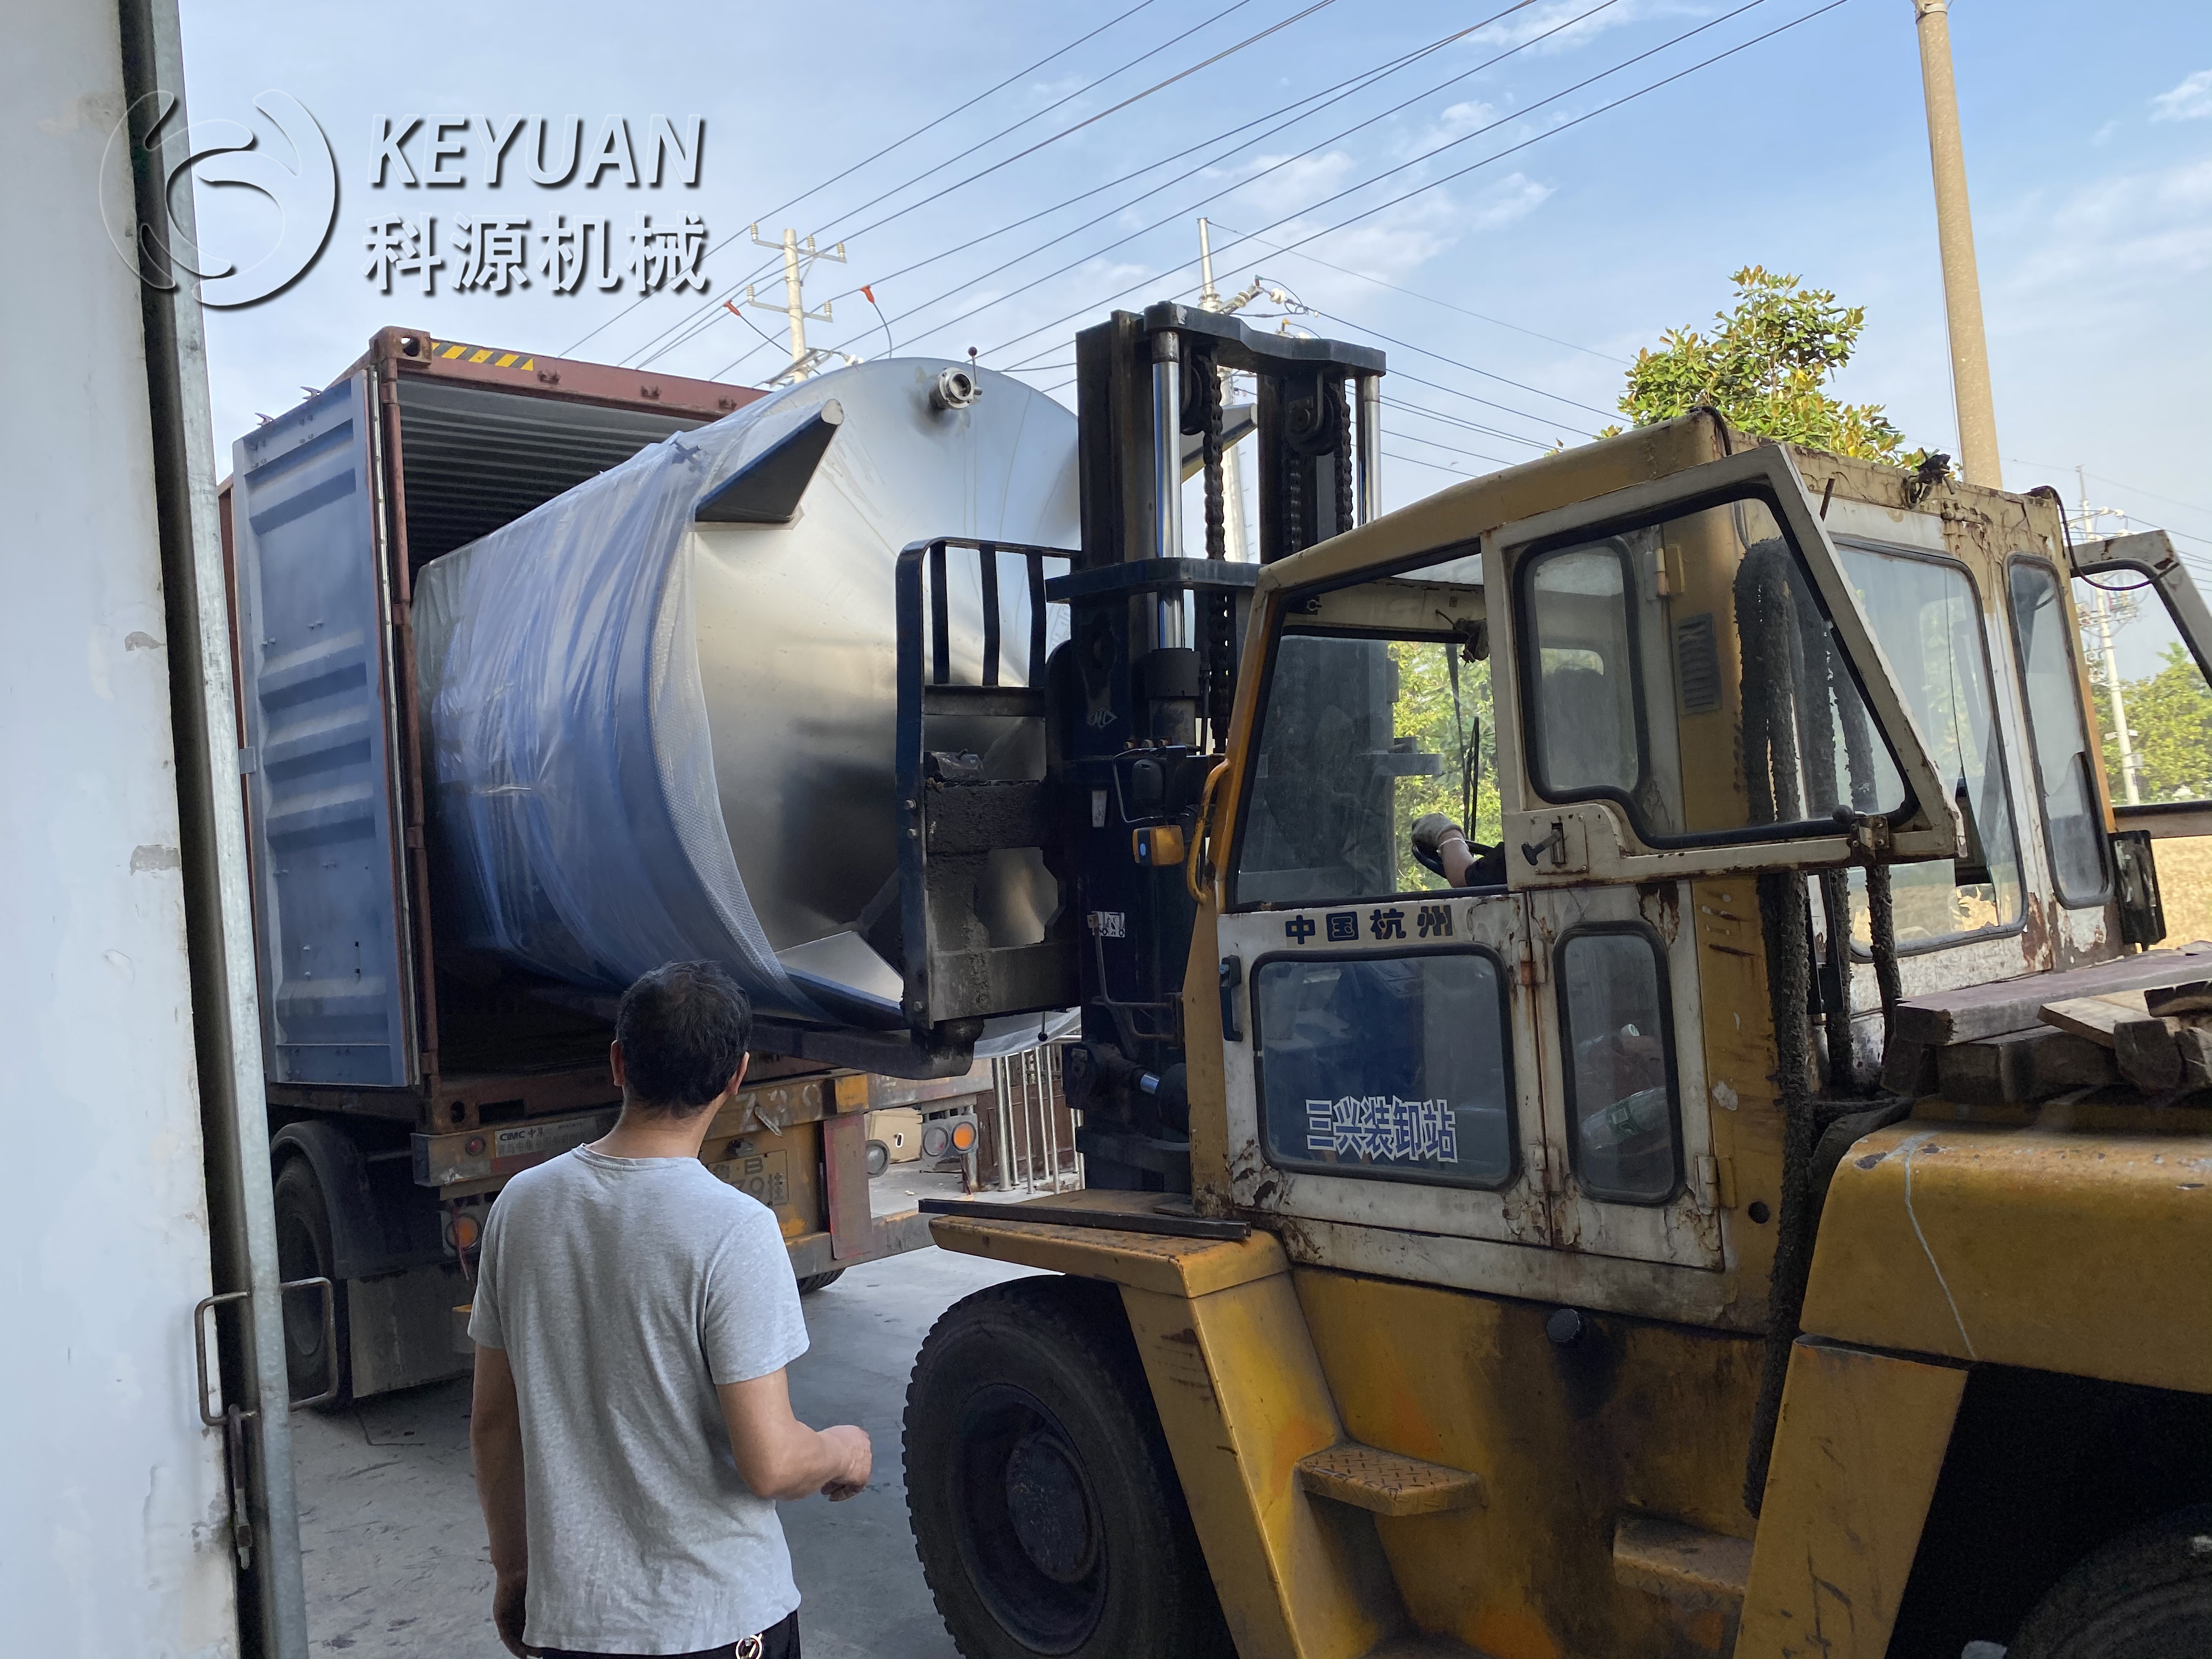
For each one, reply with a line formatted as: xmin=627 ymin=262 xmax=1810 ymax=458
xmin=237 ymin=746 xmax=259 ymax=775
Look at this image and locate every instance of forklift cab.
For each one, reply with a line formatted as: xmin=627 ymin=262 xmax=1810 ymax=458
xmin=1206 ymin=428 xmax=1956 ymax=1290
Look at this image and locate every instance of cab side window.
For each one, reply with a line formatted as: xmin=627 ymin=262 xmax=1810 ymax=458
xmin=2008 ymin=560 xmax=2110 ymax=905
xmin=1515 ymin=498 xmax=1909 ymax=848
xmin=1527 ymin=544 xmax=1640 ymax=799
xmin=1558 ymin=928 xmax=1679 ymax=1205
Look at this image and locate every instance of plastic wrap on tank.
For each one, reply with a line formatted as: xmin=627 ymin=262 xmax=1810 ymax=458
xmin=413 ymin=363 xmax=1079 ymax=1035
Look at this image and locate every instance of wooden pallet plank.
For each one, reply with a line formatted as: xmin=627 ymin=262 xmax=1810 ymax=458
xmin=1892 ymin=943 xmax=2212 ymax=1046
xmin=1937 ymin=1025 xmax=2117 ymax=1104
xmin=2040 ymin=991 xmax=2149 ymax=1048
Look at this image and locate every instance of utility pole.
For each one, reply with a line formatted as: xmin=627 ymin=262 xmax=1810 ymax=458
xmin=744 ymin=226 xmax=848 ymax=384
xmin=2075 ymin=464 xmax=2143 ymax=803
xmin=1912 ymin=1 xmax=2002 ymax=488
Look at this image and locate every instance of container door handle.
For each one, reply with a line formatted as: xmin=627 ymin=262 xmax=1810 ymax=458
xmin=194 ymin=1276 xmax=340 ymax=1420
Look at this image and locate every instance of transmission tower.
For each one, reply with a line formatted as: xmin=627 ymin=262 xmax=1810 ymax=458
xmin=1194 ymin=218 xmax=1314 ymax=560
xmin=2072 ymin=464 xmax=2145 ymax=804
xmin=744 ymin=227 xmax=857 ymax=385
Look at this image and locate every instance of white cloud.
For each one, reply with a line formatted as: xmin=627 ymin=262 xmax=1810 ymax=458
xmin=1210 ymin=149 xmax=1360 ymax=221
xmin=2152 ymin=70 xmax=2212 ymax=122
xmin=1472 ymin=0 xmax=1696 ymax=57
xmin=1210 ymin=170 xmax=1556 ymax=314
xmin=1990 ymin=156 xmax=2212 ymax=337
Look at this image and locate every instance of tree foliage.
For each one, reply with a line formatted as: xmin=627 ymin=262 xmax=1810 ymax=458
xmin=1606 ymin=266 xmax=1918 ymax=463
xmin=2090 ymin=642 xmax=2212 ymax=802
xmin=1388 ymin=640 xmax=1500 ymax=891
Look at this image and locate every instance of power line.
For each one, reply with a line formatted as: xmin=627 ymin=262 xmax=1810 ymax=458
xmin=1392 ymin=426 xmax=1526 ymax=465
xmin=566 ymin=0 xmax=1167 ymax=360
xmin=1387 ymin=446 xmax=1511 ymax=476
xmin=2010 ymin=461 xmax=2212 ymax=526
xmin=828 ymin=0 xmax=1635 ymax=369
xmin=984 ymin=0 xmax=1820 ymax=368
xmin=774 ymin=1 xmax=1556 ymax=357
xmin=1387 ymin=368 xmax=1589 ymax=437
xmin=1381 ymin=392 xmax=1558 ymax=450
xmin=629 ymin=0 xmax=1318 ymax=372
xmin=627 ymin=1 xmax=1256 ymax=370
xmin=1204 ymin=217 xmax=1624 ymax=362
xmin=1310 ymin=309 xmax=1613 ymax=419
xmin=803 ymin=0 xmax=1336 ymax=255
xmin=674 ymin=2 xmax=1564 ymax=381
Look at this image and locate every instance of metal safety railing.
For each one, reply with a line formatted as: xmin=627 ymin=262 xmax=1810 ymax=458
xmin=979 ymin=1041 xmax=1082 ymax=1195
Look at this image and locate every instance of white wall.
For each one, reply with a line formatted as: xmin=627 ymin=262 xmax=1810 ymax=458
xmin=0 ymin=4 xmax=239 ymax=1655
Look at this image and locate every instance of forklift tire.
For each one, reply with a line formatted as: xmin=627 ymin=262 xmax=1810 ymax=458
xmin=905 ymin=1275 xmax=1233 ymax=1659
xmin=797 ymin=1269 xmax=847 ymax=1295
xmin=272 ymin=1156 xmax=351 ymax=1407
xmin=2010 ymin=1504 xmax=2212 ymax=1658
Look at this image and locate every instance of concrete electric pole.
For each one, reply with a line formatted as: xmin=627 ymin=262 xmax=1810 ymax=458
xmin=744 ymin=226 xmax=849 ymax=384
xmin=1912 ymin=0 xmax=2002 ymax=488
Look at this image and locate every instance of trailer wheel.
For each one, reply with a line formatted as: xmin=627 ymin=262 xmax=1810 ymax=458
xmin=2011 ymin=1504 xmax=2212 ymax=1658
xmin=272 ymin=1157 xmax=350 ymax=1406
xmin=797 ymin=1269 xmax=847 ymax=1295
xmin=906 ymin=1276 xmax=1232 ymax=1659
xmin=866 ymin=1139 xmax=891 ymax=1178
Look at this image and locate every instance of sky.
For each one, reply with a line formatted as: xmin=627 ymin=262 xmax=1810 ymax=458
xmin=176 ymin=0 xmax=2211 ymax=557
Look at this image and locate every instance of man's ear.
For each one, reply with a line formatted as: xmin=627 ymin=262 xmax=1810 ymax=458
xmin=610 ymin=1040 xmax=627 ymax=1091
xmin=724 ymin=1054 xmax=749 ymax=1099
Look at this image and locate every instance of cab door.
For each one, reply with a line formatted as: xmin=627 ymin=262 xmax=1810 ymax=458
xmin=1214 ymin=568 xmax=1551 ymax=1250
xmin=1485 ymin=443 xmax=1955 ymax=1271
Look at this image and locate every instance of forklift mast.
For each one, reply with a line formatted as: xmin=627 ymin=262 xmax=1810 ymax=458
xmin=1054 ymin=307 xmax=1383 ymax=1193
xmin=881 ymin=308 xmax=1379 ymax=1168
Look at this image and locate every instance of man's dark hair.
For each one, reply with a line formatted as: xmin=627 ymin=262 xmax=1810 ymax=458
xmin=614 ymin=961 xmax=753 ymax=1116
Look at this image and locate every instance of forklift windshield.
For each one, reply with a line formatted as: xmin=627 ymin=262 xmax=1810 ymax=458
xmin=1232 ymin=554 xmax=1492 ymax=909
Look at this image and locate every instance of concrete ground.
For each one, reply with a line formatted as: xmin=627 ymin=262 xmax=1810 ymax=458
xmin=294 ymin=1219 xmax=1036 ymax=1658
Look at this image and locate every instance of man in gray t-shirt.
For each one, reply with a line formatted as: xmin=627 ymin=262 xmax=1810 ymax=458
xmin=470 ymin=962 xmax=871 ymax=1659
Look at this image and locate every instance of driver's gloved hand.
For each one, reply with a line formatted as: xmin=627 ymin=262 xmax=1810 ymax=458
xmin=1410 ymin=812 xmax=1465 ymax=877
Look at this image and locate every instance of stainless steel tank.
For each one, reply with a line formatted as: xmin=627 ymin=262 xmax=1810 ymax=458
xmin=414 ymin=358 xmax=1076 ymax=1028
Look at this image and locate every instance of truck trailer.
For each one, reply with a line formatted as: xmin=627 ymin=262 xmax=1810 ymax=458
xmin=217 ymin=331 xmax=1007 ymax=1401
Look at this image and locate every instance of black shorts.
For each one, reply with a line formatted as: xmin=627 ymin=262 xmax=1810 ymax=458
xmin=538 ymin=1607 xmax=800 ymax=1659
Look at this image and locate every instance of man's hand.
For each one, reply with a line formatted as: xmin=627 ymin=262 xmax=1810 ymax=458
xmin=492 ymin=1571 xmax=529 ymax=1658
xmin=819 ymin=1423 xmax=872 ymax=1500
xmin=718 ymin=1369 xmax=876 ymax=1501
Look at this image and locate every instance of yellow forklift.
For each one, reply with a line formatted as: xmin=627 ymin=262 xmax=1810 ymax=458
xmin=898 ymin=306 xmax=2212 ymax=1658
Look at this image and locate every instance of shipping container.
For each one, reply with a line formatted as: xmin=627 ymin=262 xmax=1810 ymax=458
xmin=218 ymin=330 xmax=988 ymax=1399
